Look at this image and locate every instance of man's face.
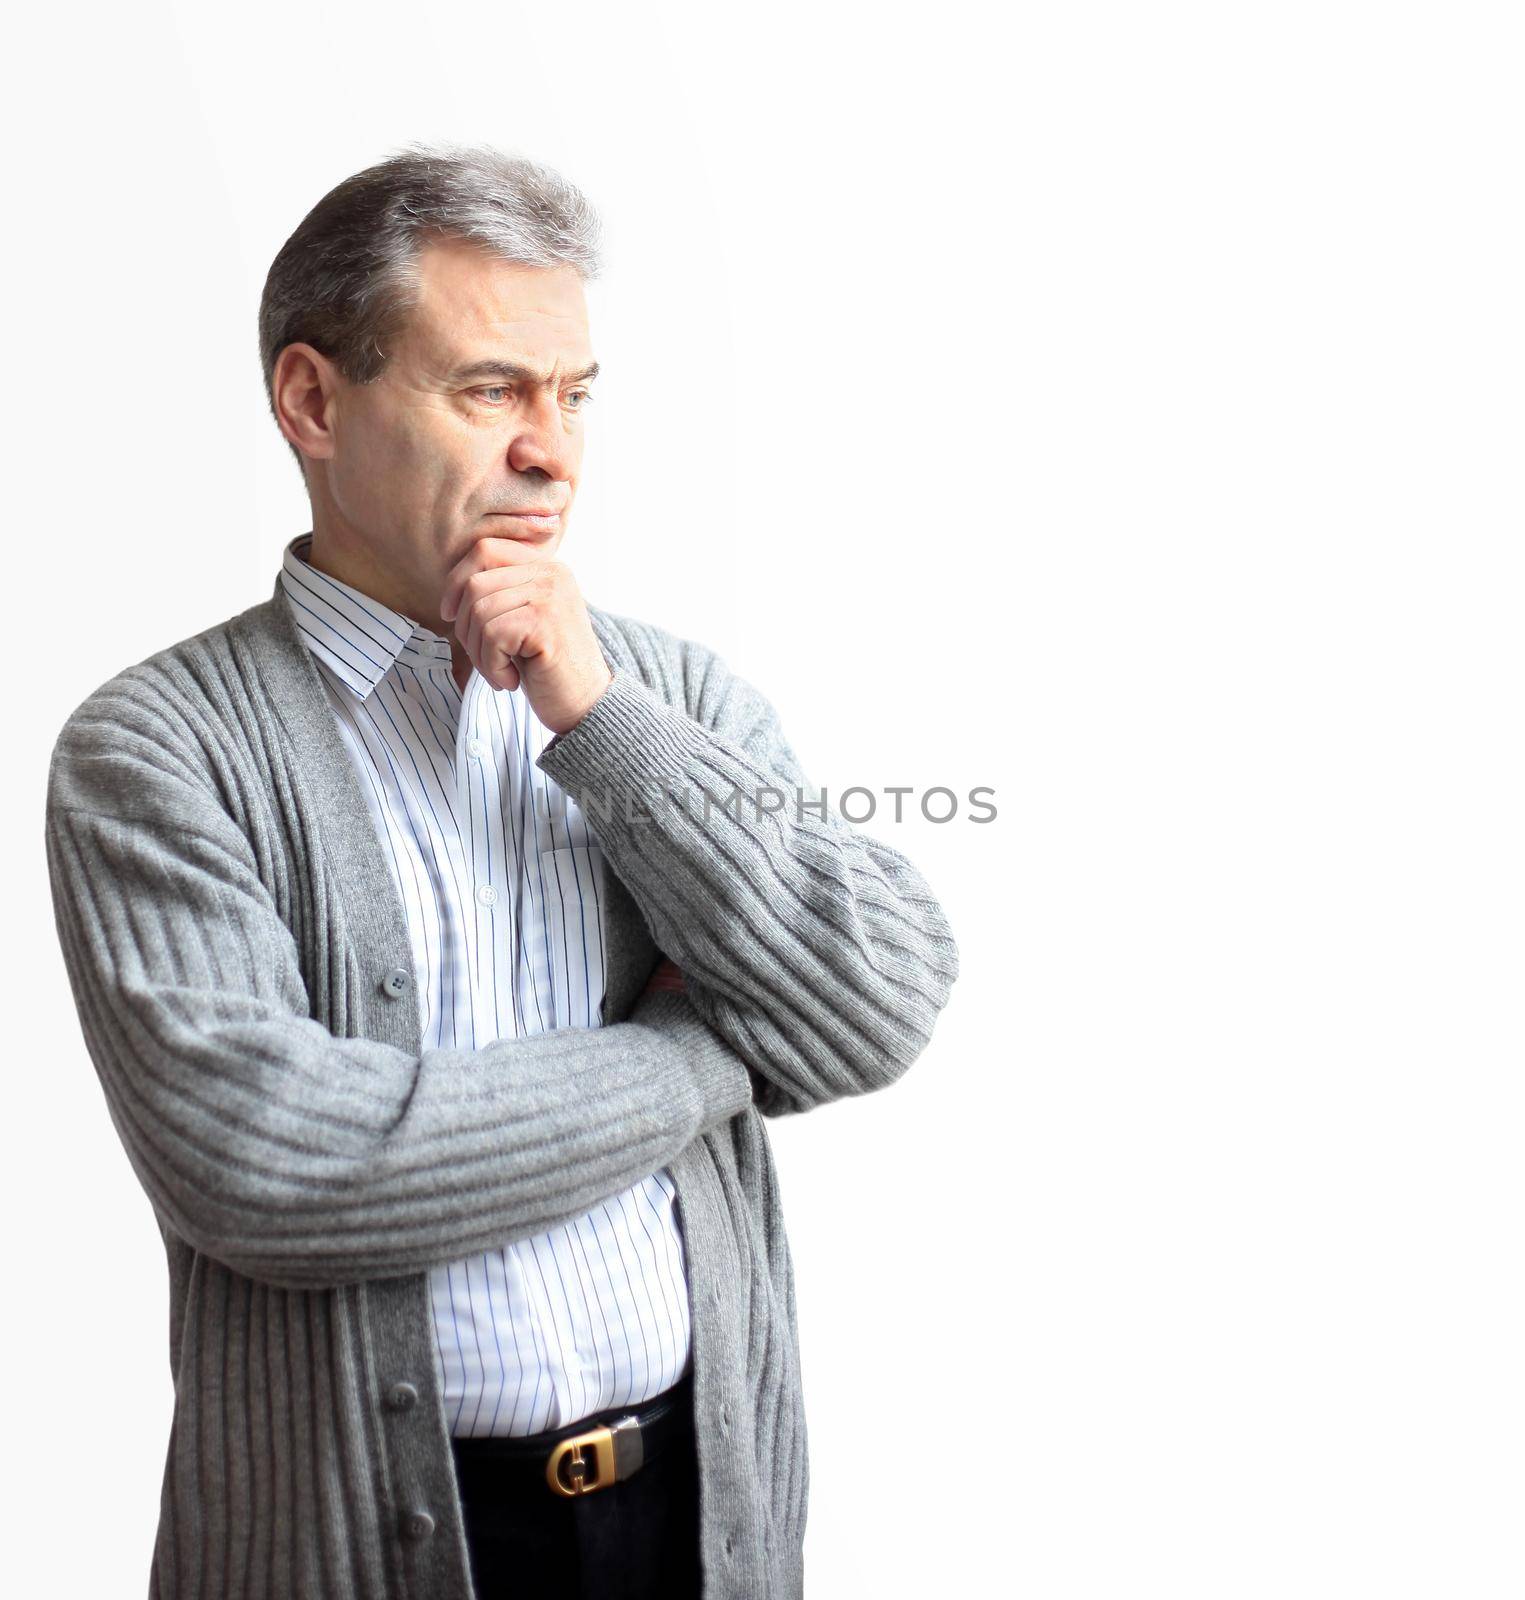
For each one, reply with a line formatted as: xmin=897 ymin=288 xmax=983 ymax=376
xmin=317 ymin=237 xmax=597 ymax=625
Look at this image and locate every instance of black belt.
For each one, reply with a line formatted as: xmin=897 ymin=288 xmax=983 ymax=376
xmin=449 ymin=1366 xmax=693 ymax=1498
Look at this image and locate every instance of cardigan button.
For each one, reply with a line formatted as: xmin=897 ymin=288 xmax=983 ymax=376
xmin=401 ymin=1509 xmax=435 ymax=1543
xmin=386 ymin=1381 xmax=418 ymax=1412
xmin=380 ymin=967 xmax=411 ymax=999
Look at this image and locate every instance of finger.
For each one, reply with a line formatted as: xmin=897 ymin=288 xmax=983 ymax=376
xmin=441 ymin=537 xmax=545 ymax=622
xmin=442 ymin=552 xmax=537 ymax=625
xmin=463 ymin=587 xmax=537 ymax=688
xmin=447 ymin=561 xmax=539 ymax=628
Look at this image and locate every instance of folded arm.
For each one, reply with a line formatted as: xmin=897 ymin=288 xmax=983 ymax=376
xmin=45 ymin=713 xmax=753 ymax=1294
xmin=537 ymin=636 xmax=960 ymax=1117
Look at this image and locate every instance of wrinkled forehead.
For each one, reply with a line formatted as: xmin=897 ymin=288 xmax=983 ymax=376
xmin=402 ymin=237 xmax=591 ymax=367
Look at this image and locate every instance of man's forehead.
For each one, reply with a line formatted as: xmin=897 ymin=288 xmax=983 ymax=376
xmin=403 ymin=243 xmax=592 ymax=376
xmin=411 ymin=240 xmax=587 ymax=330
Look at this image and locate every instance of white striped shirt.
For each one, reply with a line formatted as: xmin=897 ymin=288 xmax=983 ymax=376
xmin=278 ymin=531 xmax=692 ymax=1437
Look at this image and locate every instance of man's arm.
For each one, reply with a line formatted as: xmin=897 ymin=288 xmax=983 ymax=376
xmin=44 ymin=712 xmax=753 ymax=1294
xmin=537 ymin=634 xmax=960 ymax=1118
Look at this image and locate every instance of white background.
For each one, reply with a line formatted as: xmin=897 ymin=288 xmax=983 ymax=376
xmin=8 ymin=1 xmax=1522 ymax=1595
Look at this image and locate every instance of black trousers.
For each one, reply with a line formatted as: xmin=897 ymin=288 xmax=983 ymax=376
xmin=448 ymin=1374 xmax=704 ymax=1600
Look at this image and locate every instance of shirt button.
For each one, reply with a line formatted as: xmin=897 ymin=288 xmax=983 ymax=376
xmin=386 ymin=1381 xmax=418 ymax=1412
xmin=401 ymin=1509 xmax=435 ymax=1543
xmin=467 ymin=737 xmax=488 ymax=760
xmin=380 ymin=967 xmax=410 ymax=999
xmin=476 ymin=883 xmax=498 ymax=908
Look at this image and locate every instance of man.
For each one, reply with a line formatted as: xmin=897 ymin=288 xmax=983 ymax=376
xmin=44 ymin=141 xmax=959 ymax=1599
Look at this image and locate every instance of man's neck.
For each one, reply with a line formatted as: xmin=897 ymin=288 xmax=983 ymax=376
xmin=303 ymin=532 xmax=475 ymax=694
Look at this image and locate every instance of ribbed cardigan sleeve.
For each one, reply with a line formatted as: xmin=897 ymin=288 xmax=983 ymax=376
xmin=44 ymin=710 xmax=754 ymax=1293
xmin=536 ymin=627 xmax=960 ymax=1117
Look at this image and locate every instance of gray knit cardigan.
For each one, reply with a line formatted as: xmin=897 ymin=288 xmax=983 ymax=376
xmin=43 ymin=572 xmax=960 ymax=1599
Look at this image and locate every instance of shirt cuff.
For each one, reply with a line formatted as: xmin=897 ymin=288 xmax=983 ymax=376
xmin=538 ymin=669 xmax=715 ymax=798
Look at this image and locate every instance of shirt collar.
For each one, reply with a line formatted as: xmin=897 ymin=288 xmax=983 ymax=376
xmin=277 ymin=532 xmax=456 ymax=701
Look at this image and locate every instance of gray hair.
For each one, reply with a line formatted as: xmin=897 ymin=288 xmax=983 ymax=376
xmin=257 ymin=141 xmax=604 ymax=472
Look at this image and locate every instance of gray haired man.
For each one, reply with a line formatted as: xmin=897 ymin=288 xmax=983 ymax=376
xmin=45 ymin=141 xmax=959 ymax=1598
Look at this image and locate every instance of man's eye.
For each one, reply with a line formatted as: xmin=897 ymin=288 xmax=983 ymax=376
xmin=474 ymin=386 xmax=593 ymax=409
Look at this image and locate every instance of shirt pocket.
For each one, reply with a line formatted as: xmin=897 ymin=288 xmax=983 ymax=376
xmin=534 ymin=843 xmax=611 ymax=1029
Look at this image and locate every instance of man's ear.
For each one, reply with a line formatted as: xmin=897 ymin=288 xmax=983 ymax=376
xmin=272 ymin=342 xmax=340 ymax=469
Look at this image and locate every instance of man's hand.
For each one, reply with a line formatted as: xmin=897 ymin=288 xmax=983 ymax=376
xmin=642 ymin=959 xmax=687 ymax=996
xmin=439 ymin=536 xmax=613 ymax=734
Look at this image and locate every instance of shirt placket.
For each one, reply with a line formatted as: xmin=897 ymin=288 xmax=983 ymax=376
xmin=461 ymin=680 xmax=502 ymax=1026
xmin=459 ymin=677 xmax=576 ymax=1426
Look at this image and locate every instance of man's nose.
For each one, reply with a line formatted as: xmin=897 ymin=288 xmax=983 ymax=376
xmin=507 ymin=395 xmax=577 ymax=482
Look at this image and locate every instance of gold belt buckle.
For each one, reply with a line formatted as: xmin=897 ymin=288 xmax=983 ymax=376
xmin=546 ymin=1423 xmax=617 ymax=1497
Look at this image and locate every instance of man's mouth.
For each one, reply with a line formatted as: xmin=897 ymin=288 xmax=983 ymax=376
xmin=489 ymin=511 xmax=562 ymax=535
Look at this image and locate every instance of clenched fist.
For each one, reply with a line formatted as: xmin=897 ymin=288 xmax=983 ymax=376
xmin=440 ymin=536 xmax=614 ymax=734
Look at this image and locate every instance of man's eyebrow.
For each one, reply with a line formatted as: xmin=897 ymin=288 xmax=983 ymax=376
xmin=448 ymin=359 xmax=601 ymax=386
